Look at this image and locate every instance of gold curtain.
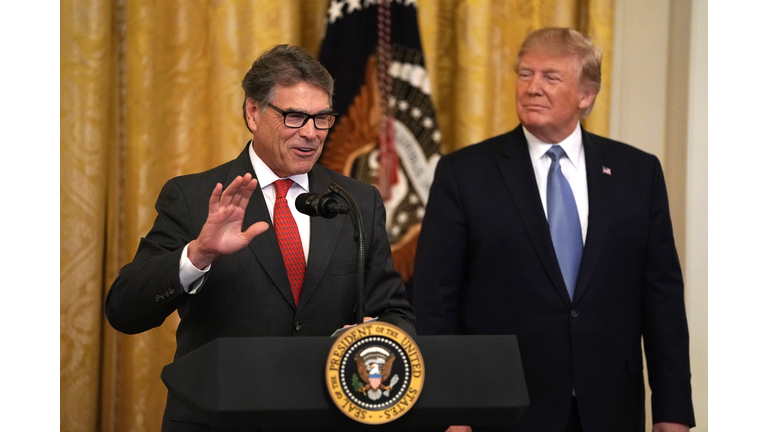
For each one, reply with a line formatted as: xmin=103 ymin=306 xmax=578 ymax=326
xmin=61 ymin=1 xmax=613 ymax=431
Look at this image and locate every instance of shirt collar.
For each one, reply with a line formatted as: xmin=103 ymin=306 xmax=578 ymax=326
xmin=248 ymin=141 xmax=310 ymax=193
xmin=524 ymin=123 xmax=583 ymax=166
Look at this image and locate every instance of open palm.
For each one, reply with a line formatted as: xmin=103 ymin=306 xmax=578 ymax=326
xmin=188 ymin=173 xmax=269 ymax=269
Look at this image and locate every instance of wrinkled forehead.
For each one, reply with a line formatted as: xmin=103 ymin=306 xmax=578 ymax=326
xmin=271 ymin=81 xmax=332 ymax=111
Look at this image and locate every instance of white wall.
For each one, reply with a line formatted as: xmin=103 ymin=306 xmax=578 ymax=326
xmin=610 ymin=0 xmax=707 ymax=429
xmin=685 ymin=1 xmax=707 ymax=429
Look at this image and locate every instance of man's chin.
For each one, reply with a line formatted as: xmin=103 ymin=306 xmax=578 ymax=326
xmin=519 ymin=118 xmax=548 ymax=131
xmin=291 ymin=160 xmax=318 ymax=175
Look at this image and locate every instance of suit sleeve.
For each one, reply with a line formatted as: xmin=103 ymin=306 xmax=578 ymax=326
xmin=641 ymin=157 xmax=696 ymax=426
xmin=105 ymin=179 xmax=194 ymax=334
xmin=361 ymin=186 xmax=417 ymax=335
xmin=413 ymin=157 xmax=468 ymax=335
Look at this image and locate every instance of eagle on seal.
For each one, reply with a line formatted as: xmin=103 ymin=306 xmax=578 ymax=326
xmin=354 ymin=352 xmax=396 ymax=394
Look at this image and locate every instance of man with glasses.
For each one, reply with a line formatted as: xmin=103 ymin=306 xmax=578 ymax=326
xmin=106 ymin=44 xmax=415 ymax=431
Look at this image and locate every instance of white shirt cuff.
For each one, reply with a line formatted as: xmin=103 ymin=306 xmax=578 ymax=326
xmin=179 ymin=243 xmax=210 ymax=294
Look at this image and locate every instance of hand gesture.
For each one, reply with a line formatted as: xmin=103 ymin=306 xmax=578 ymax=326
xmin=188 ymin=173 xmax=269 ymax=268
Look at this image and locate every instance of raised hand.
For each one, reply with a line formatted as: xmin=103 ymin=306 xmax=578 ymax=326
xmin=187 ymin=173 xmax=270 ymax=269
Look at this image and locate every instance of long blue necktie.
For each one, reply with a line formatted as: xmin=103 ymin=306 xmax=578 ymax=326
xmin=546 ymin=145 xmax=583 ymax=300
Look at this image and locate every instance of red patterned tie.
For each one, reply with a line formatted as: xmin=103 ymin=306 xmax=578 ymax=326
xmin=273 ymin=179 xmax=305 ymax=307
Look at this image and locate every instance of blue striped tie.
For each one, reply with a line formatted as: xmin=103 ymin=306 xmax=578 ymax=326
xmin=546 ymin=145 xmax=583 ymax=300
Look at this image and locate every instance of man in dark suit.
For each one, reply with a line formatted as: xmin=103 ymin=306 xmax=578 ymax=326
xmin=413 ymin=28 xmax=694 ymax=432
xmin=106 ymin=44 xmax=415 ymax=431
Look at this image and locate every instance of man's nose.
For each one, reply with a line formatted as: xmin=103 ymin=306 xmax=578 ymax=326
xmin=527 ymin=74 xmax=544 ymax=95
xmin=298 ymin=120 xmax=319 ymax=139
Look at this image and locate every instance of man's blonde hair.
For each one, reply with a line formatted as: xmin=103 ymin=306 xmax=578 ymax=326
xmin=514 ymin=27 xmax=602 ymax=117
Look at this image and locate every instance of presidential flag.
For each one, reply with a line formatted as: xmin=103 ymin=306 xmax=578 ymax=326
xmin=318 ymin=0 xmax=442 ymax=283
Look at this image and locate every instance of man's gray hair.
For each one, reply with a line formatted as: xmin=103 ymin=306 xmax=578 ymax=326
xmin=241 ymin=44 xmax=334 ymax=130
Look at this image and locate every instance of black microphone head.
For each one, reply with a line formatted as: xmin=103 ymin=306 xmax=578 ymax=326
xmin=295 ymin=193 xmax=320 ymax=217
xmin=317 ymin=194 xmax=349 ymax=218
xmin=295 ymin=192 xmax=348 ymax=219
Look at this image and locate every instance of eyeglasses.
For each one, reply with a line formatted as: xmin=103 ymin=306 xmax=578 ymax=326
xmin=268 ymin=104 xmax=338 ymax=130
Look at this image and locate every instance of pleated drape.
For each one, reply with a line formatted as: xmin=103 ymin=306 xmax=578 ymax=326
xmin=60 ymin=1 xmax=613 ymax=431
xmin=61 ymin=0 xmax=116 ymax=431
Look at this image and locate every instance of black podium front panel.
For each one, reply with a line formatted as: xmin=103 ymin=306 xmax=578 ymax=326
xmin=161 ymin=335 xmax=528 ymax=430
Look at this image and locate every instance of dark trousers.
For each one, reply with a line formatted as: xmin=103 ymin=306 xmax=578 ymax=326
xmin=566 ymin=397 xmax=583 ymax=432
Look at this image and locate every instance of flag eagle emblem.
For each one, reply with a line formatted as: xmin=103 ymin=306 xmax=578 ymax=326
xmin=319 ymin=0 xmax=442 ymax=283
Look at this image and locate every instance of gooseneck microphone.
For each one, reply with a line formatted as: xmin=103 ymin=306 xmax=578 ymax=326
xmin=295 ymin=192 xmax=349 ymax=219
xmin=295 ymin=183 xmax=366 ymax=325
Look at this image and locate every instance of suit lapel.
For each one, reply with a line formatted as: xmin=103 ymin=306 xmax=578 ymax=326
xmin=572 ymin=130 xmax=613 ymax=305
xmin=227 ymin=143 xmax=296 ymax=309
xmin=497 ymin=126 xmax=572 ymax=306
xmin=296 ymin=167 xmax=345 ymax=312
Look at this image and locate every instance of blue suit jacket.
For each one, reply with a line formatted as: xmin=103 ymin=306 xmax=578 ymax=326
xmin=413 ymin=125 xmax=694 ymax=431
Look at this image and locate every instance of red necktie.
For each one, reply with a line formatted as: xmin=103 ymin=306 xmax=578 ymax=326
xmin=273 ymin=179 xmax=305 ymax=307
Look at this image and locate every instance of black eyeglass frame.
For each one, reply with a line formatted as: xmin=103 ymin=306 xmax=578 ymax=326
xmin=267 ymin=103 xmax=338 ymax=130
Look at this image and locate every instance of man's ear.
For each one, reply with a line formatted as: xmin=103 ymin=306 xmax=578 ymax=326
xmin=245 ymin=98 xmax=261 ymax=132
xmin=578 ymin=89 xmax=597 ymax=111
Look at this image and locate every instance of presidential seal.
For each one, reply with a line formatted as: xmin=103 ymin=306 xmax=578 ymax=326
xmin=325 ymin=321 xmax=424 ymax=424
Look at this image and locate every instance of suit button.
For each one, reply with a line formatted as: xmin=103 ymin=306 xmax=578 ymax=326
xmin=570 ymin=310 xmax=579 ymax=318
xmin=564 ymin=364 xmax=572 ymax=373
xmin=294 ymin=322 xmax=302 ymax=331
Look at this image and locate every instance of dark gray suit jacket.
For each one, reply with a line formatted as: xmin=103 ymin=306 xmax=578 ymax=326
xmin=106 ymin=143 xmax=415 ymax=430
xmin=413 ymin=125 xmax=694 ymax=432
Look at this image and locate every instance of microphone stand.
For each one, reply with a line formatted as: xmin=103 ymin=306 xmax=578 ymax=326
xmin=327 ymin=182 xmax=366 ymax=325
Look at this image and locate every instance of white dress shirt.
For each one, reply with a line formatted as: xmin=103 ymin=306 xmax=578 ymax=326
xmin=178 ymin=142 xmax=311 ymax=293
xmin=524 ymin=124 xmax=589 ymax=245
